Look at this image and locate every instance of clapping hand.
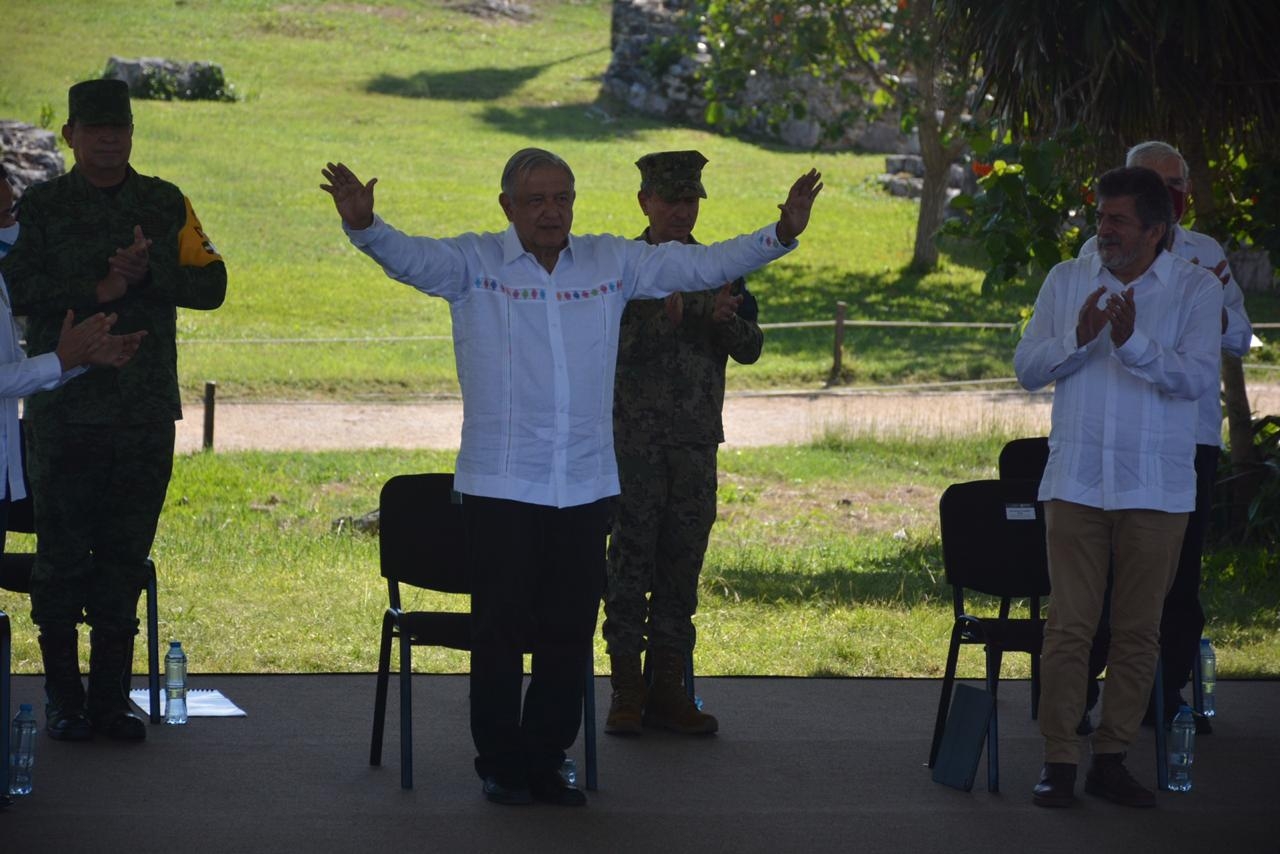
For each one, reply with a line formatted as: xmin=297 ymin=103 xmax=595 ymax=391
xmin=1106 ymin=287 xmax=1136 ymax=347
xmin=98 ymin=226 xmax=152 ymax=303
xmin=711 ymin=283 xmax=743 ymax=323
xmin=1075 ymin=286 xmax=1109 ymax=348
xmin=53 ymin=310 xmax=146 ymax=370
xmin=320 ymin=162 xmax=377 ymax=230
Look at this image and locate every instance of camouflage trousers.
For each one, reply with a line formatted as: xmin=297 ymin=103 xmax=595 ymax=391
xmin=26 ymin=420 xmax=175 ymax=635
xmin=603 ymin=441 xmax=717 ymax=656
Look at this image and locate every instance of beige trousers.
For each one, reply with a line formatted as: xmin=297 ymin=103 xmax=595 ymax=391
xmin=1040 ymin=500 xmax=1187 ymax=764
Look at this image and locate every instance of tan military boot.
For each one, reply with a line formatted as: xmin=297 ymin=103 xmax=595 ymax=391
xmin=605 ymin=653 xmax=646 ymax=735
xmin=643 ymin=647 xmax=718 ymax=735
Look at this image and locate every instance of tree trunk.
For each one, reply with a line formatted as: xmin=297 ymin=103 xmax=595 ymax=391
xmin=910 ymin=52 xmax=947 ymax=272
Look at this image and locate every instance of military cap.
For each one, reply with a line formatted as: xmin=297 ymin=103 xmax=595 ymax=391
xmin=68 ymin=79 xmax=133 ymax=125
xmin=636 ymin=150 xmax=709 ymax=200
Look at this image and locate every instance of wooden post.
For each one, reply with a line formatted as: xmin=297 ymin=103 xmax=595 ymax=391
xmin=827 ymin=301 xmax=847 ymax=387
xmin=202 ymin=381 xmax=216 ymax=451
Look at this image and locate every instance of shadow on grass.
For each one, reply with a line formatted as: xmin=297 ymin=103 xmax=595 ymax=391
xmin=366 ymin=48 xmax=607 ymax=101
xmin=703 ymin=539 xmax=946 ymax=608
xmin=476 ymin=103 xmax=649 ymax=142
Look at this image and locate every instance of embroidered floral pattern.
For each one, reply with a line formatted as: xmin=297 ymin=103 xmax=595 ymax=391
xmin=556 ymin=279 xmax=622 ymax=301
xmin=473 ymin=276 xmax=546 ymax=301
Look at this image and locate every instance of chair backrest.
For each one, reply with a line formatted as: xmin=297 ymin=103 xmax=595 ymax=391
xmin=379 ymin=473 xmax=470 ymax=595
xmin=939 ymin=478 xmax=1050 ymax=600
xmin=998 ymin=437 xmax=1049 ymax=483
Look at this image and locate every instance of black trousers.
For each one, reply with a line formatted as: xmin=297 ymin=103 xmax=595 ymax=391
xmin=463 ymin=494 xmax=608 ymax=783
xmin=1086 ymin=444 xmax=1218 ymax=710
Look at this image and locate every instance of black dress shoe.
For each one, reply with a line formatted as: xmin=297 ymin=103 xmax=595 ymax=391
xmin=482 ymin=776 xmax=533 ymax=806
xmin=1085 ymin=752 xmax=1155 ymax=808
xmin=91 ymin=710 xmax=146 ymax=742
xmin=529 ymin=771 xmax=587 ymax=807
xmin=46 ymin=709 xmax=93 ymax=741
xmin=1032 ymin=762 xmax=1077 ymax=808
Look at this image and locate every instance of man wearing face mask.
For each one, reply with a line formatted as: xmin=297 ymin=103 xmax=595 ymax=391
xmin=1078 ymin=142 xmax=1253 ymax=735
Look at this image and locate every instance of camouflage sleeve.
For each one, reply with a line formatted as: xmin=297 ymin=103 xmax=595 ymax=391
xmin=712 ymin=311 xmax=763 ymax=365
xmin=0 ymin=191 xmax=102 ymax=317
xmin=139 ymin=196 xmax=226 ymax=310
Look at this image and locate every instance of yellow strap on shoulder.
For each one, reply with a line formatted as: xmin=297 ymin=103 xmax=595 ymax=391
xmin=177 ymin=196 xmax=223 ymax=267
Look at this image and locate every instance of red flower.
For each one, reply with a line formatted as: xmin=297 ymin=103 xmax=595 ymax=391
xmin=971 ymin=161 xmax=992 ymax=177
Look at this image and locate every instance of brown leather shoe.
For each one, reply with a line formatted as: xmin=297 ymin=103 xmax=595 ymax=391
xmin=1085 ymin=753 xmax=1156 ymax=807
xmin=1032 ymin=762 xmax=1077 ymax=807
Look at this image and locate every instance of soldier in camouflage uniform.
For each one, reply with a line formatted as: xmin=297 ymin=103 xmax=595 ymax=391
xmin=0 ymin=79 xmax=227 ymax=742
xmin=604 ymin=151 xmax=763 ymax=736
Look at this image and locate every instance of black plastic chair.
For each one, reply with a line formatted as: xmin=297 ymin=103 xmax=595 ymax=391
xmin=0 ymin=495 xmax=162 ymax=725
xmin=369 ymin=473 xmax=599 ymax=791
xmin=928 ymin=478 xmax=1050 ymax=793
xmin=997 ymin=436 xmax=1050 ymax=483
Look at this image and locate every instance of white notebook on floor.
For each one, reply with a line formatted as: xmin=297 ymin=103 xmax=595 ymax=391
xmin=129 ymin=688 xmax=246 ymax=717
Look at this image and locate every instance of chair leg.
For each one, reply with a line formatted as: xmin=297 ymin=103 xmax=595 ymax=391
xmin=1030 ymin=647 xmax=1042 ymax=721
xmin=582 ymin=654 xmax=598 ymax=792
xmin=370 ymin=613 xmax=394 ymax=767
xmin=929 ymin=626 xmax=964 ymax=768
xmin=2 ymin=612 xmax=11 ymax=798
xmin=985 ymin=646 xmax=1001 ymax=794
xmin=1153 ymin=660 xmax=1168 ymax=791
xmin=145 ymin=563 xmax=161 ymax=724
xmin=685 ymin=650 xmax=695 ymax=703
xmin=1191 ymin=647 xmax=1204 ymax=715
xmin=398 ymin=626 xmax=414 ymax=790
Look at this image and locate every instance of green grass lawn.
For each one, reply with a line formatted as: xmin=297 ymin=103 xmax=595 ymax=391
xmin=2 ymin=1 xmax=1277 ymax=679
xmin=2 ymin=438 xmax=1275 ymax=678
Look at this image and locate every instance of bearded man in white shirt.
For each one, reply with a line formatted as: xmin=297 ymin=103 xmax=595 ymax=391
xmin=321 ymin=149 xmax=821 ymax=807
xmin=1016 ymin=166 xmax=1222 ymax=809
xmin=1076 ymin=141 xmax=1252 ymax=736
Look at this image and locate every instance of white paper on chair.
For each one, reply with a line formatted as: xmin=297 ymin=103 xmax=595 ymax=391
xmin=129 ymin=688 xmax=246 ymax=717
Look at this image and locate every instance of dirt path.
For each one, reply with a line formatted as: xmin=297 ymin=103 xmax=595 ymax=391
xmin=175 ymin=383 xmax=1280 ymax=453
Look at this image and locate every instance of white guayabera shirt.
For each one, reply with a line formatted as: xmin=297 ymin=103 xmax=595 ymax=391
xmin=1015 ymin=250 xmax=1222 ymax=513
xmin=1081 ymin=224 xmax=1253 ymax=446
xmin=345 ymin=217 xmax=792 ymax=508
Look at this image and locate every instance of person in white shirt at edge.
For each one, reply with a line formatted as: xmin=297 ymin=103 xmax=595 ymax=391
xmin=0 ymin=164 xmax=145 ymax=559
xmin=320 ymin=149 xmax=822 ymax=807
xmin=1076 ymin=141 xmax=1253 ymax=737
xmin=1016 ymin=166 xmax=1222 ymax=810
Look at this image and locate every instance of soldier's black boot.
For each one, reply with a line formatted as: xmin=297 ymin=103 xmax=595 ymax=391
xmin=37 ymin=628 xmax=92 ymax=741
xmin=87 ymin=629 xmax=146 ymax=742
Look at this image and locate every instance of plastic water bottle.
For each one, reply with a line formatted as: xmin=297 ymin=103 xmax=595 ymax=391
xmin=1167 ymin=705 xmax=1196 ymax=792
xmin=1199 ymin=638 xmax=1216 ymax=717
xmin=559 ymin=757 xmax=577 ymax=787
xmin=8 ymin=704 xmax=36 ymax=797
xmin=165 ymin=641 xmax=189 ymax=725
